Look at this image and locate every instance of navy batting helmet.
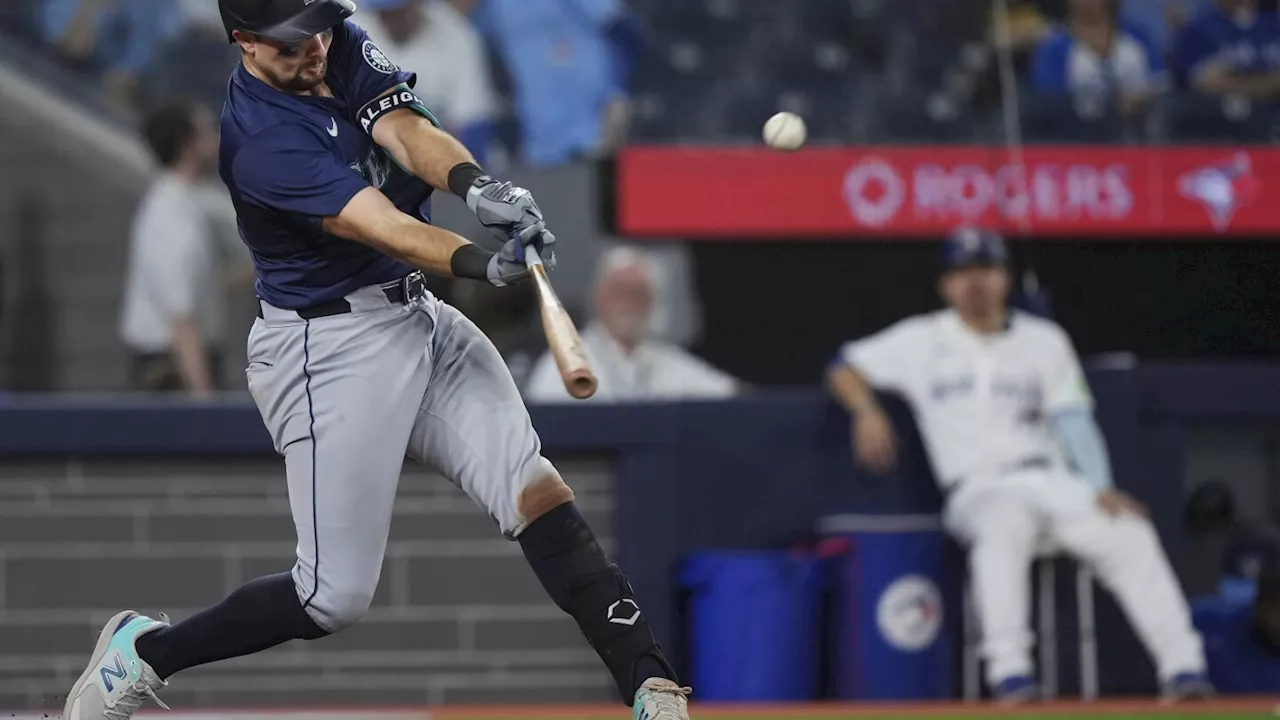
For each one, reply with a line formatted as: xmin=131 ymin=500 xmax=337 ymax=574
xmin=941 ymin=226 xmax=1008 ymax=272
xmin=219 ymin=0 xmax=357 ymax=44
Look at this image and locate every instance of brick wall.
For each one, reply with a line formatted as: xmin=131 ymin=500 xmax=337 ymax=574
xmin=0 ymin=456 xmax=617 ymax=710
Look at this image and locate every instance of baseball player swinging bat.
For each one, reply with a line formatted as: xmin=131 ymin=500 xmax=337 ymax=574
xmin=525 ymin=247 xmax=597 ymax=399
xmin=58 ymin=1 xmax=689 ymax=719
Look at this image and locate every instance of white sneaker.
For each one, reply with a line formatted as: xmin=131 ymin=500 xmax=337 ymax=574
xmin=63 ymin=611 xmax=171 ymax=720
xmin=632 ymin=677 xmax=692 ymax=720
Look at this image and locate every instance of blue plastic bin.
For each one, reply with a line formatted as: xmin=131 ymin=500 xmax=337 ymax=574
xmin=820 ymin=514 xmax=950 ymax=701
xmin=680 ymin=551 xmax=826 ymax=701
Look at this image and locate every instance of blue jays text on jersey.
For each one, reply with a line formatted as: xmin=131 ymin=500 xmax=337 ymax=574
xmin=929 ymin=372 xmax=1043 ymax=426
xmin=219 ymin=19 xmax=436 ymax=309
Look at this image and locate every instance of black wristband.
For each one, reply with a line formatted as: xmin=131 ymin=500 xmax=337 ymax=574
xmin=450 ymin=243 xmax=494 ymax=280
xmin=448 ymin=162 xmax=487 ymax=199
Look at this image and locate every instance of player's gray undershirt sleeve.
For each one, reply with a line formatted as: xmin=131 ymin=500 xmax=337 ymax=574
xmin=1050 ymin=408 xmax=1114 ymax=491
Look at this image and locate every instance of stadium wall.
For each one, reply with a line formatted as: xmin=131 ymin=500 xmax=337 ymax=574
xmin=4 ymin=362 xmax=1280 ymax=706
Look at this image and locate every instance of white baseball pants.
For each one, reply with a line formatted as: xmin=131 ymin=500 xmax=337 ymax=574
xmin=945 ymin=468 xmax=1206 ymax=687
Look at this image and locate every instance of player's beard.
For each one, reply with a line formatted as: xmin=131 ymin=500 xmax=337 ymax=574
xmin=270 ymin=58 xmax=328 ymax=94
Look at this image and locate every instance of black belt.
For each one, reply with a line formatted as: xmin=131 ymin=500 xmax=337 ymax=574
xmin=257 ymin=271 xmax=427 ymax=320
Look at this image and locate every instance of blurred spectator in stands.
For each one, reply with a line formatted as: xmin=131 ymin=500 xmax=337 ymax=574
xmin=119 ymin=102 xmax=225 ymax=398
xmin=1192 ymin=558 xmax=1280 ymax=692
xmin=1031 ymin=0 xmax=1163 ymax=120
xmin=467 ymin=0 xmax=642 ymax=166
xmin=141 ymin=0 xmax=239 ymax=113
xmin=1123 ymin=0 xmax=1215 ymax=63
xmin=524 ymin=247 xmax=739 ymax=403
xmin=995 ymin=0 xmax=1065 ymax=57
xmin=38 ymin=0 xmax=180 ymax=110
xmin=359 ymin=0 xmax=497 ymax=166
xmin=1173 ymin=0 xmax=1280 ymax=98
xmin=1184 ymin=479 xmax=1280 ymax=600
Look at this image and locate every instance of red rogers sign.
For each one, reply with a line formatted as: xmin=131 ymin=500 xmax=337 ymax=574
xmin=614 ymin=146 xmax=1274 ymax=238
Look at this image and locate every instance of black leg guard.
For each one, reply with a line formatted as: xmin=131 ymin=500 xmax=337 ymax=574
xmin=519 ymin=502 xmax=678 ymax=705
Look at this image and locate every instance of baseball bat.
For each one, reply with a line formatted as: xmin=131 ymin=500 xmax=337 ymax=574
xmin=524 ymin=247 xmax=597 ymax=399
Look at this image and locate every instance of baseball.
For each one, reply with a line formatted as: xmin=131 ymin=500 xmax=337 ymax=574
xmin=763 ymin=111 xmax=807 ymax=151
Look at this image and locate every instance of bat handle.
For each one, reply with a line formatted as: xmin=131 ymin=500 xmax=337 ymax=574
xmin=524 ymin=246 xmax=544 ymax=270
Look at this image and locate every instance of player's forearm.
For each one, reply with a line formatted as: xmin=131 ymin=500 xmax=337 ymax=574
xmin=1049 ymin=408 xmax=1114 ymax=490
xmin=384 ymin=218 xmax=474 ymax=277
xmin=323 ymin=188 xmax=489 ymax=280
xmin=170 ymin=317 xmax=215 ymax=396
xmin=376 ymin=115 xmax=477 ymax=194
xmin=826 ymin=363 xmax=883 ymax=417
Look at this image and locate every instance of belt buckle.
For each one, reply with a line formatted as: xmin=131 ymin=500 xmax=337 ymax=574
xmin=402 ymin=271 xmax=426 ymax=303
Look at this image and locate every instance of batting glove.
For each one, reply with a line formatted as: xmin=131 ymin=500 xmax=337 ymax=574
xmin=486 ymin=225 xmax=557 ymax=288
xmin=466 ymin=176 xmax=552 ymax=249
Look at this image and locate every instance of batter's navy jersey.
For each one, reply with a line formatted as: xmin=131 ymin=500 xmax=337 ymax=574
xmin=220 ymin=20 xmax=431 ymax=309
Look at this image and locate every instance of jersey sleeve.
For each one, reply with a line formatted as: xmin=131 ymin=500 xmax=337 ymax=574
xmin=1041 ymin=324 xmax=1095 ymax=414
xmin=232 ymin=125 xmax=369 ymax=219
xmin=837 ymin=318 xmax=926 ymax=394
xmin=331 ymin=19 xmax=418 ymax=112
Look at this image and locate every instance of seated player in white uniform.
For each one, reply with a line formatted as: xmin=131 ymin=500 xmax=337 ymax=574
xmin=826 ymin=227 xmax=1214 ymax=703
xmin=524 ymin=246 xmax=740 ymax=403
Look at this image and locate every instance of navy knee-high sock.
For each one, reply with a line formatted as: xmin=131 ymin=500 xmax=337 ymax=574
xmin=135 ymin=572 xmax=328 ymax=680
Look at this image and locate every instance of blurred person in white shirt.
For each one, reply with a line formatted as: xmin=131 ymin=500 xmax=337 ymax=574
xmin=119 ymin=101 xmax=224 ymax=397
xmin=524 ymin=247 xmax=740 ymax=403
xmin=359 ymin=0 xmax=498 ymax=165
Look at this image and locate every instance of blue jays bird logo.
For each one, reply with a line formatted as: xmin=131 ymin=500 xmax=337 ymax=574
xmin=1178 ymin=153 xmax=1259 ymax=233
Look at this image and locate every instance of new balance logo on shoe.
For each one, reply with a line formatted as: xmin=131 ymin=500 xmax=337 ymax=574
xmin=99 ymin=654 xmax=127 ymax=693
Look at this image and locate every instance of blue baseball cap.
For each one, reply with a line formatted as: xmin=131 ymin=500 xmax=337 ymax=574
xmin=942 ymin=226 xmax=1008 ymax=272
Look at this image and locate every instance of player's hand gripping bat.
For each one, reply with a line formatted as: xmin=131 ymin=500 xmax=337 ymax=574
xmin=524 ymin=247 xmax=597 ymax=399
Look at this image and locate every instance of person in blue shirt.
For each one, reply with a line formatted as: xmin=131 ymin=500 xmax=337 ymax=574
xmin=1173 ymin=0 xmax=1280 ymax=99
xmin=467 ymin=0 xmax=642 ymax=166
xmin=1193 ymin=561 xmax=1280 ymax=693
xmin=1122 ymin=0 xmax=1216 ymax=63
xmin=56 ymin=3 xmax=691 ymax=720
xmin=39 ymin=0 xmax=181 ymax=107
xmin=1032 ymin=0 xmax=1165 ymax=119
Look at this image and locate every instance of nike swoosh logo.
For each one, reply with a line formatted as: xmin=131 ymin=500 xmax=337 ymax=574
xmin=327 ymin=118 xmax=339 ymax=137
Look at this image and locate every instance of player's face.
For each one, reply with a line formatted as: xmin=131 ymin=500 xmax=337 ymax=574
xmin=239 ymin=29 xmax=334 ymax=94
xmin=597 ymin=266 xmax=654 ymax=349
xmin=940 ymin=266 xmax=1010 ymax=318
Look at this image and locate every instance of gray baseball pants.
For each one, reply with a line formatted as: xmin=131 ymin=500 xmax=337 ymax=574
xmin=246 ymin=279 xmax=555 ymax=632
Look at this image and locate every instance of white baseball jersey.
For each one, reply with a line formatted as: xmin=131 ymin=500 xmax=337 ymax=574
xmin=839 ymin=309 xmax=1093 ymax=489
xmin=119 ymin=173 xmax=226 ymax=353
